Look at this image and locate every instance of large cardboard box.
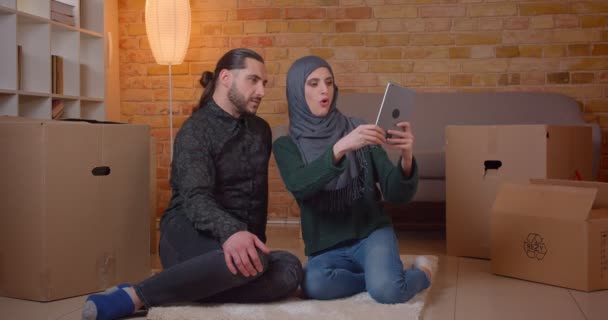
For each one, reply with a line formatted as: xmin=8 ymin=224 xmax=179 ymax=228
xmin=0 ymin=117 xmax=151 ymax=301
xmin=491 ymin=179 xmax=608 ymax=291
xmin=446 ymin=125 xmax=592 ymax=259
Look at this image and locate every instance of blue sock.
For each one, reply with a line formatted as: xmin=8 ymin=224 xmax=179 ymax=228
xmin=82 ymin=288 xmax=135 ymax=320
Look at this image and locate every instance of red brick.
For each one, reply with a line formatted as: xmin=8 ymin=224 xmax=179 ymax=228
xmin=366 ymin=34 xmax=409 ymax=47
xmin=122 ymin=89 xmax=155 ymax=101
xmin=288 ymin=21 xmax=311 ymax=33
xmin=244 ymin=21 xmax=267 ymax=34
xmin=425 ymin=18 xmax=451 ymax=32
xmin=327 ymin=7 xmax=372 ymax=19
xmin=520 ymin=3 xmax=570 ymax=16
xmin=519 ymin=45 xmax=543 ymax=58
xmin=469 ymin=3 xmax=517 ymax=17
xmin=562 ymin=58 xmax=608 ymax=71
xmin=449 ymin=47 xmax=471 ymax=59
xmin=310 ymin=48 xmax=335 ymax=59
xmin=496 ymin=46 xmax=520 ymax=58
xmin=379 ymin=48 xmax=402 ymax=59
xmin=453 ymin=18 xmax=477 ymax=31
xmin=414 ymin=60 xmax=460 ymax=73
xmin=285 ymin=8 xmax=326 ymax=19
xmin=571 ymin=2 xmax=608 ymax=14
xmin=370 ymin=61 xmax=413 ymax=73
xmin=419 ymin=5 xmax=466 ymax=17
xmin=473 ymin=74 xmax=499 ymax=87
xmin=572 ymin=73 xmax=595 ymax=84
xmin=373 ymin=6 xmax=417 ymax=19
xmin=555 ymin=15 xmax=579 ymax=28
xmin=461 ymin=60 xmax=508 ymax=73
xmin=592 ymin=44 xmax=608 ymax=56
xmin=504 ymin=17 xmax=529 ymax=30
xmin=450 ymin=74 xmax=473 ymax=86
xmin=479 ymin=17 xmax=503 ymax=31
xmin=503 ymin=30 xmax=552 ymax=44
xmin=119 ymin=11 xmax=143 ymax=23
xmin=455 ymin=33 xmax=501 ymax=45
xmin=230 ymin=36 xmax=274 ymax=48
xmin=191 ymin=10 xmax=227 ymax=22
xmin=543 ymin=45 xmax=566 ymax=58
xmin=582 ymin=15 xmax=608 ymax=28
xmin=599 ymin=71 xmax=608 ymax=83
xmin=410 ymin=34 xmax=453 ymax=46
xmin=568 ymin=44 xmax=591 ymax=56
xmin=236 ymin=8 xmax=281 ymax=20
xmin=274 ymin=34 xmax=319 ymax=47
xmin=471 ymin=47 xmax=494 ymax=59
xmin=321 ymin=34 xmax=364 ymax=46
xmin=336 ymin=21 xmax=357 ymax=32
xmin=497 ymin=74 xmax=521 ymax=86
xmin=585 ymin=100 xmax=608 ymax=112
xmin=547 ymin=72 xmax=570 ymax=84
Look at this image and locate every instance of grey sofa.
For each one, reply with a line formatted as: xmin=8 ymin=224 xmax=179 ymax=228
xmin=273 ymin=91 xmax=600 ymax=229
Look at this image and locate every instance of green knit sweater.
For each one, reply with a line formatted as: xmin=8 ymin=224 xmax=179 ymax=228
xmin=273 ymin=136 xmax=419 ymax=256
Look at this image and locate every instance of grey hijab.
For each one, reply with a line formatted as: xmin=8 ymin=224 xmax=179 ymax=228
xmin=287 ymin=55 xmax=368 ymax=212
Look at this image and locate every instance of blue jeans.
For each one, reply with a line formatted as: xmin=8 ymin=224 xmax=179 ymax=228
xmin=133 ymin=212 xmax=303 ymax=308
xmin=303 ymin=226 xmax=430 ymax=304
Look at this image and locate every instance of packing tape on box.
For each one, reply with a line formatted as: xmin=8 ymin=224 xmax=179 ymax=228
xmin=97 ymin=252 xmax=117 ymax=290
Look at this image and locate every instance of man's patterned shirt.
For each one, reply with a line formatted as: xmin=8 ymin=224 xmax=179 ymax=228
xmin=164 ymin=100 xmax=272 ymax=244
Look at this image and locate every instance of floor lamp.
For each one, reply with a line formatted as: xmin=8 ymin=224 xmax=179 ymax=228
xmin=145 ymin=0 xmax=191 ymax=160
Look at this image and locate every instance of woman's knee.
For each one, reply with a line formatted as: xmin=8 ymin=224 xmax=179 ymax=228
xmin=367 ymin=271 xmax=427 ymax=304
xmin=301 ymin=266 xmax=334 ymax=299
xmin=368 ymin=282 xmax=411 ymax=304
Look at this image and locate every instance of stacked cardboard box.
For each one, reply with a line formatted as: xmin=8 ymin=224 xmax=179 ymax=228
xmin=446 ymin=125 xmax=592 ymax=259
xmin=0 ymin=117 xmax=151 ymax=301
xmin=492 ymin=179 xmax=608 ymax=291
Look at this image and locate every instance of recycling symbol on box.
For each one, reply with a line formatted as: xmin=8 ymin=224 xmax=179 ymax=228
xmin=523 ymin=233 xmax=548 ymax=260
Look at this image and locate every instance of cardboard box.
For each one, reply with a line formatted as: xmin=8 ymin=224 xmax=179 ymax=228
xmin=0 ymin=117 xmax=151 ymax=301
xmin=491 ymin=179 xmax=608 ymax=291
xmin=446 ymin=125 xmax=592 ymax=259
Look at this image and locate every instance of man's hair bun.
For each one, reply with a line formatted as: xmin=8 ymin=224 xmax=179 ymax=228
xmin=200 ymin=71 xmax=214 ymax=87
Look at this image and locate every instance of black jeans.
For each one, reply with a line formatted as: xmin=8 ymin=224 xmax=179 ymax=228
xmin=133 ymin=213 xmax=303 ymax=308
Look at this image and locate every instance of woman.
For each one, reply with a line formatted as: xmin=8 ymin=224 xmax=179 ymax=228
xmin=273 ymin=56 xmax=432 ymax=304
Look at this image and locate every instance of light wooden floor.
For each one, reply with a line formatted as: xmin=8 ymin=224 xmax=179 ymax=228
xmin=1 ymin=224 xmax=606 ymax=320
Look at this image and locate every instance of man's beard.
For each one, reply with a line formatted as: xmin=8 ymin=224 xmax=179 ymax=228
xmin=228 ymin=83 xmax=257 ymax=117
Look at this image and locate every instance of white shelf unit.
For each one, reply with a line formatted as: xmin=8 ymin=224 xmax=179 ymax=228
xmin=0 ymin=0 xmax=106 ymax=121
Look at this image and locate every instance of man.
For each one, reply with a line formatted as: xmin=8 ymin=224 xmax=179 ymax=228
xmin=82 ymin=48 xmax=303 ymax=320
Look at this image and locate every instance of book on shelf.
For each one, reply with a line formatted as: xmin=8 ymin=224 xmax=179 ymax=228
xmin=57 ymin=56 xmax=63 ymax=95
xmin=52 ymin=99 xmax=64 ymax=119
xmin=52 ymin=55 xmax=56 ymax=94
xmin=51 ymin=0 xmax=76 ymax=17
xmin=51 ymin=55 xmax=63 ymax=95
xmin=51 ymin=11 xmax=76 ymax=27
xmin=17 ymin=45 xmax=22 ymax=90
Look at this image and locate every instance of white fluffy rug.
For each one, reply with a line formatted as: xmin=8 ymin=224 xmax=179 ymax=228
xmin=147 ymin=255 xmax=438 ymax=320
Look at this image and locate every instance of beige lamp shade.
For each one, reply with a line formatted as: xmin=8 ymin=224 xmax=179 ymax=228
xmin=145 ymin=0 xmax=191 ymax=65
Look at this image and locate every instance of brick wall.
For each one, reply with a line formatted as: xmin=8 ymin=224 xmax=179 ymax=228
xmin=118 ymin=0 xmax=608 ymax=222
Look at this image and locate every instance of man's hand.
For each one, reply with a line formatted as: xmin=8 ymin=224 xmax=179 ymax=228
xmin=385 ymin=122 xmax=414 ymax=176
xmin=333 ymin=124 xmax=386 ymax=163
xmin=222 ymin=231 xmax=270 ymax=276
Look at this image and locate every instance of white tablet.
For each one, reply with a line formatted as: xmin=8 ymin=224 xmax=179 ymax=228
xmin=374 ymin=82 xmax=415 ymax=135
